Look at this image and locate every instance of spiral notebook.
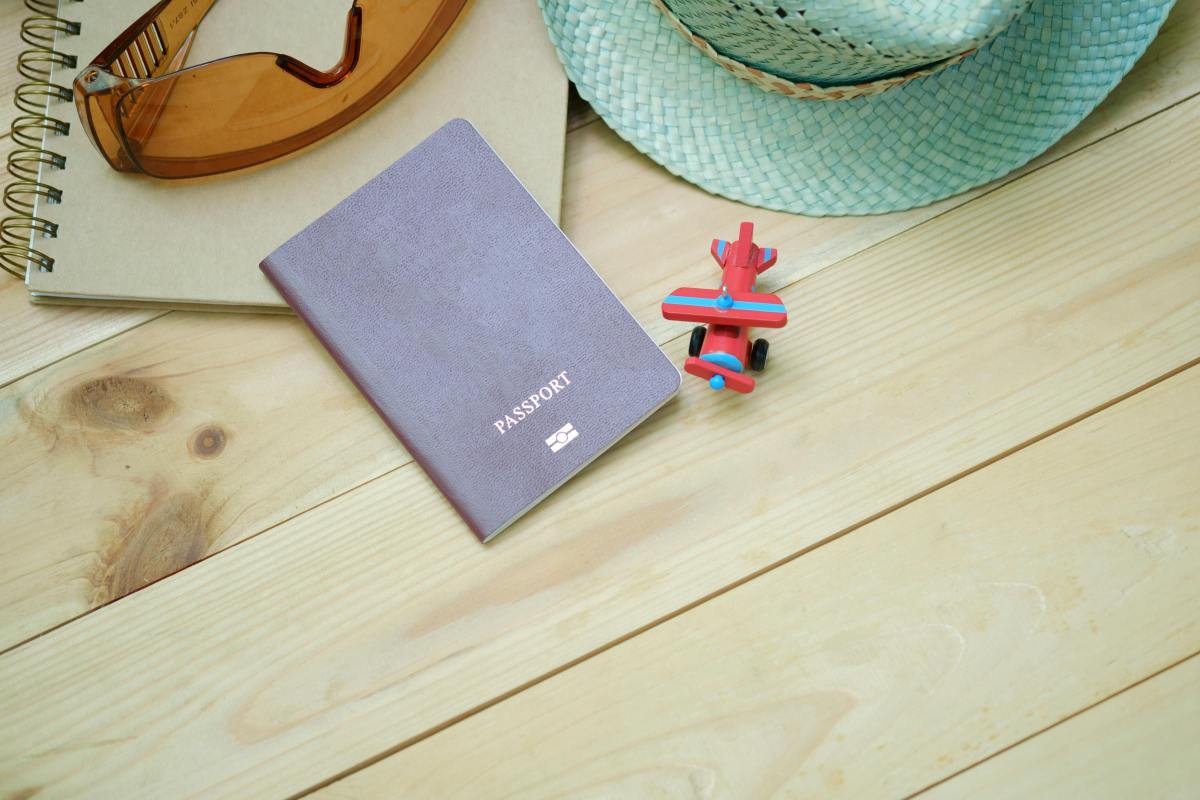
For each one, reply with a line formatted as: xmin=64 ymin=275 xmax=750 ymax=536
xmin=6 ymin=0 xmax=567 ymax=310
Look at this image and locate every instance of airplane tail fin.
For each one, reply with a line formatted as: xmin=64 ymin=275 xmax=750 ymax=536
xmin=710 ymin=238 xmax=730 ymax=267
xmin=713 ymin=223 xmax=778 ymax=272
xmin=757 ymin=246 xmax=778 ymax=273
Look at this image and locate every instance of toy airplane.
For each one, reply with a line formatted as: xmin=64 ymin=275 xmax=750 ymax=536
xmin=661 ymin=222 xmax=788 ymax=393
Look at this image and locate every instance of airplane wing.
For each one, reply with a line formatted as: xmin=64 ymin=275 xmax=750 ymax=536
xmin=661 ymin=287 xmax=788 ymax=328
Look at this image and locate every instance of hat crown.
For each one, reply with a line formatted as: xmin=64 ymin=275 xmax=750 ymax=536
xmin=662 ymin=0 xmax=1031 ymax=84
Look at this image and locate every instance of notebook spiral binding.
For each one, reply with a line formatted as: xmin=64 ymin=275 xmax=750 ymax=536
xmin=1 ymin=0 xmax=81 ymax=278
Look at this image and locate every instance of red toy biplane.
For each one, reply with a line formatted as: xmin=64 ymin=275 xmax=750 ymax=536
xmin=661 ymin=222 xmax=787 ymax=394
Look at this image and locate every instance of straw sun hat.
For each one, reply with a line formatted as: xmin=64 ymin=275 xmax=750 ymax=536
xmin=538 ymin=0 xmax=1175 ymax=215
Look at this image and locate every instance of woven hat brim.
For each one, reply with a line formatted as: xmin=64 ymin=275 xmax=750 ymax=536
xmin=540 ymin=0 xmax=1174 ymax=216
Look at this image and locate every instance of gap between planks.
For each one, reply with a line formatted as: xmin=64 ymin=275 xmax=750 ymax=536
xmin=0 ymin=7 xmax=1194 ymax=797
xmin=0 ymin=7 xmax=1195 ymax=647
xmin=904 ymin=648 xmax=1200 ymax=800
xmin=2 ymin=80 xmax=1197 ymax=659
xmin=1 ymin=92 xmax=1197 ymax=798
xmin=298 ymin=353 xmax=1200 ymax=798
xmin=0 ymin=88 xmax=1193 ymax=658
xmin=291 ymin=358 xmax=1200 ymax=799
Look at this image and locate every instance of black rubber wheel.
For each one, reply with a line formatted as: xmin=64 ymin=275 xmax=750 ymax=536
xmin=750 ymin=338 xmax=769 ymax=371
xmin=689 ymin=326 xmax=706 ymax=357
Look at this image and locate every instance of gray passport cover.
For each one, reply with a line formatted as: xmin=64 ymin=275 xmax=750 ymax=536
xmin=261 ymin=119 xmax=680 ymax=542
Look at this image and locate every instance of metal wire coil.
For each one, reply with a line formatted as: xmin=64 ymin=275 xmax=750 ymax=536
xmin=1 ymin=0 xmax=79 ymax=278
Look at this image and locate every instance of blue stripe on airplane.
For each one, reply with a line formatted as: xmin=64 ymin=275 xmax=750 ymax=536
xmin=700 ymin=352 xmax=743 ymax=373
xmin=664 ymin=295 xmax=785 ymax=314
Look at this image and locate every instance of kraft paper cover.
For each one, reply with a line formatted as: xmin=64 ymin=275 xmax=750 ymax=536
xmin=26 ymin=0 xmax=568 ymax=309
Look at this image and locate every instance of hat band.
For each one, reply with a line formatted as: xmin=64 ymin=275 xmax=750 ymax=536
xmin=652 ymin=0 xmax=976 ymax=101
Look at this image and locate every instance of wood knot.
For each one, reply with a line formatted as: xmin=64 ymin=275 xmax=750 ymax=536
xmin=95 ymin=486 xmax=212 ymax=603
xmin=190 ymin=425 xmax=227 ymax=459
xmin=65 ymin=375 xmax=176 ymax=432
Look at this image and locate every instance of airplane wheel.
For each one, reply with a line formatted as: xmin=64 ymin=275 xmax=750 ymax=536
xmin=750 ymin=338 xmax=769 ymax=371
xmin=689 ymin=326 xmax=706 ymax=357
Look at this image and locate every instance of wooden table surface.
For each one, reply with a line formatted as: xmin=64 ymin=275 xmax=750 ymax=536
xmin=1 ymin=2 xmax=1198 ymax=798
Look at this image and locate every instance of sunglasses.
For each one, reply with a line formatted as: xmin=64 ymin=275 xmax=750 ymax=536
xmin=73 ymin=0 xmax=469 ymax=179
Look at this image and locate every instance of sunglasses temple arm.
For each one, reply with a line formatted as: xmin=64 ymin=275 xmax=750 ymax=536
xmin=277 ymin=6 xmax=363 ymax=88
xmin=146 ymin=0 xmax=217 ymax=78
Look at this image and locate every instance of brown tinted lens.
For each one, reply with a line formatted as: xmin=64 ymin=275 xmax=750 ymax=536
xmin=113 ymin=0 xmax=467 ymax=178
xmin=76 ymin=92 xmax=126 ymax=171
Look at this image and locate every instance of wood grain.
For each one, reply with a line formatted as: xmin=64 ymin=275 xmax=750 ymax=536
xmin=313 ymin=368 xmax=1200 ymax=799
xmin=918 ymin=655 xmax=1200 ymax=800
xmin=0 ymin=313 xmax=398 ymax=646
xmin=1 ymin=94 xmax=1198 ymax=799
xmin=1 ymin=0 xmax=1197 ymax=653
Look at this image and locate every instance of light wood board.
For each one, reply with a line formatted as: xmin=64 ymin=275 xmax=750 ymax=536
xmin=0 ymin=0 xmax=1198 ymax=654
xmin=313 ymin=364 xmax=1200 ymax=799
xmin=919 ymin=655 xmax=1200 ymax=800
xmin=1 ymin=90 xmax=1198 ymax=799
xmin=0 ymin=2 xmax=1197 ymax=797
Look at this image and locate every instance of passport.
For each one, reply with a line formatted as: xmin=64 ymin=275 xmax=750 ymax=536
xmin=261 ymin=120 xmax=680 ymax=542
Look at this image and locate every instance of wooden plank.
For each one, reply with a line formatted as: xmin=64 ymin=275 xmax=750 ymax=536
xmin=1 ymin=93 xmax=1198 ymax=799
xmin=1 ymin=1 xmax=1198 ymax=653
xmin=0 ymin=283 xmax=158 ymax=388
xmin=0 ymin=312 xmax=399 ymax=647
xmin=919 ymin=655 xmax=1200 ymax=800
xmin=311 ymin=370 xmax=1200 ymax=799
